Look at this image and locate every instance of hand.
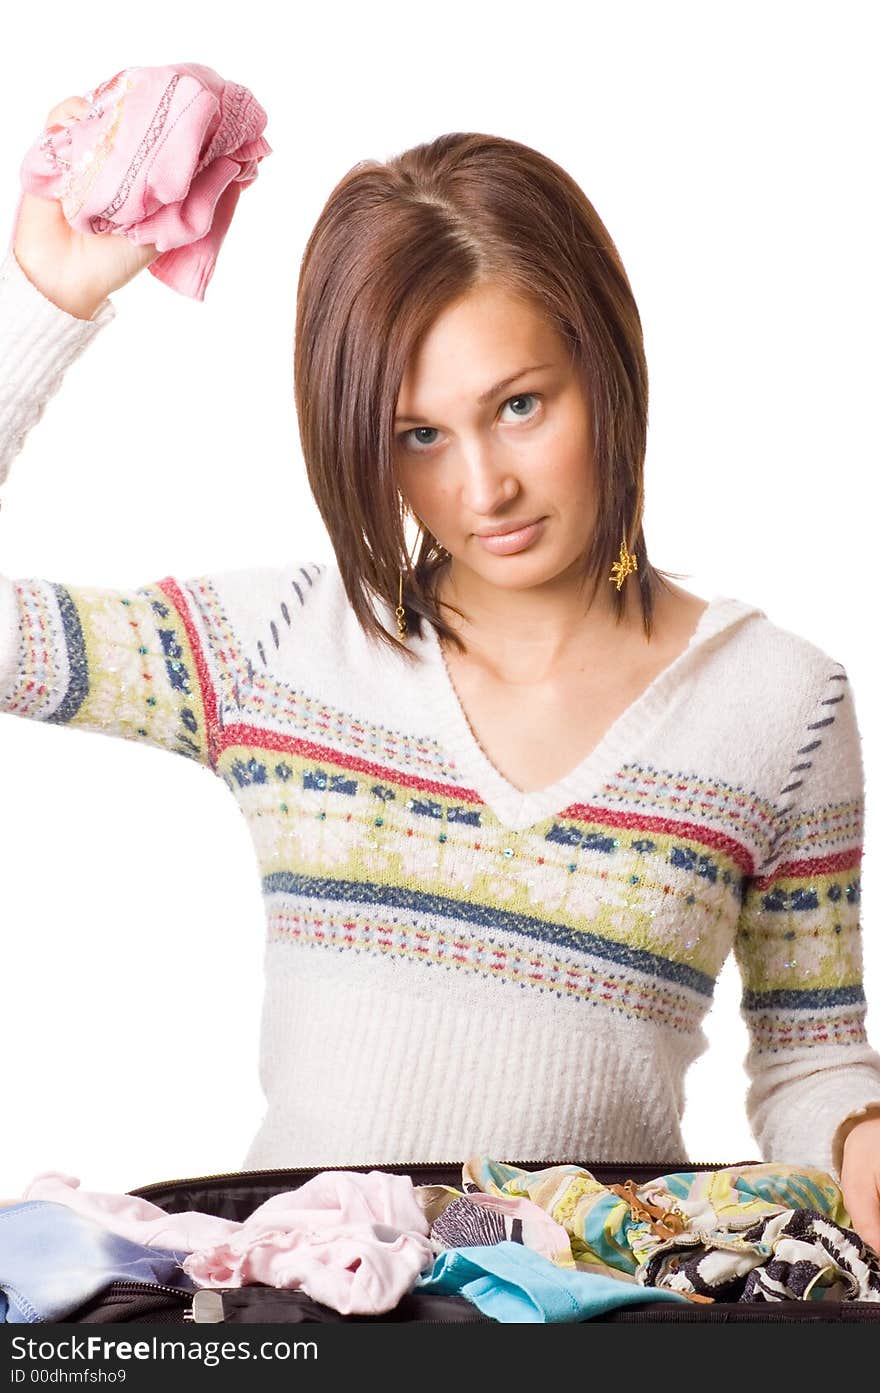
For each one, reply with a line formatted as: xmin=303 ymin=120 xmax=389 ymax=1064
xmin=840 ymin=1114 xmax=880 ymax=1253
xmin=12 ymin=95 xmax=160 ymax=320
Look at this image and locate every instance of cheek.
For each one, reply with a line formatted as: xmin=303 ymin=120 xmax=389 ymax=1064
xmin=532 ymin=412 xmax=594 ymax=496
xmin=396 ymin=463 xmax=449 ymax=525
xmin=395 ymin=457 xmax=423 ymax=508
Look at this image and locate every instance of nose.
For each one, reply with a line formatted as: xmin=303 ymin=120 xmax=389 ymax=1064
xmin=457 ymin=438 xmax=520 ymax=518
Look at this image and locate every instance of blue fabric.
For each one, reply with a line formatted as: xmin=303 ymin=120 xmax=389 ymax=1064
xmin=0 ymin=1201 xmax=196 ymax=1323
xmin=414 ymin=1241 xmax=693 ymax=1322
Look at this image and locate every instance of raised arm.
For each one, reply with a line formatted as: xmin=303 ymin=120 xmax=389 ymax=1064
xmin=1 ymin=93 xmax=162 ymax=475
xmin=2 ymin=104 xmax=328 ymax=776
xmin=0 ymin=96 xmax=230 ymax=771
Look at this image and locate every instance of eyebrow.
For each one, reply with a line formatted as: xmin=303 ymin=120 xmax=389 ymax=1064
xmin=395 ymin=362 xmax=555 ymax=425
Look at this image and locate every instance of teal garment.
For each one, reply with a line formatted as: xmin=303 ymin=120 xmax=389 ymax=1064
xmin=413 ymin=1241 xmax=691 ymax=1323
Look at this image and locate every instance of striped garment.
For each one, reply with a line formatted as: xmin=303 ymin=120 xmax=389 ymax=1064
xmin=2 ymin=245 xmax=880 ymax=1177
xmin=454 ymin=1155 xmax=880 ymax=1302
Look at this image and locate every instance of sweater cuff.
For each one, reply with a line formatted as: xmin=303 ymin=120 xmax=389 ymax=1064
xmin=0 ymin=574 xmax=20 ymax=702
xmin=0 ymin=248 xmax=116 ymax=487
xmin=830 ymin=1098 xmax=880 ymax=1180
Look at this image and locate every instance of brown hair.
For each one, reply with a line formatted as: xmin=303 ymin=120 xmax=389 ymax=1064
xmin=293 ymin=131 xmax=683 ymax=663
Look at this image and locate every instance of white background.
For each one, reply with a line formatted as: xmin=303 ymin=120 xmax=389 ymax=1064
xmin=0 ymin=0 xmax=876 ymax=1198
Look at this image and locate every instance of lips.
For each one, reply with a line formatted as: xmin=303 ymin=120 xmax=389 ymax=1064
xmin=475 ymin=517 xmax=544 ymax=538
xmin=475 ymin=517 xmax=546 ymax=556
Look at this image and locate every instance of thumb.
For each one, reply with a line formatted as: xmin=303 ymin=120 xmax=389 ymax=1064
xmin=14 ymin=189 xmax=68 ymax=242
xmin=13 ymin=96 xmax=92 ymax=248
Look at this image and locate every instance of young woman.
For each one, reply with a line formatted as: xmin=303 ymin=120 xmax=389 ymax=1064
xmin=3 ymin=98 xmax=880 ymax=1250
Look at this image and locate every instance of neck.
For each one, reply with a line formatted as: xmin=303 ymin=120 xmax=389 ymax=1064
xmin=433 ymin=557 xmax=648 ymax=681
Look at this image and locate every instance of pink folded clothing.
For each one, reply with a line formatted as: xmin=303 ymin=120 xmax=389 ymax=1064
xmin=181 ymin=1218 xmax=435 ymax=1315
xmin=18 ymin=1170 xmax=435 ymax=1316
xmin=11 ymin=62 xmax=272 ymax=300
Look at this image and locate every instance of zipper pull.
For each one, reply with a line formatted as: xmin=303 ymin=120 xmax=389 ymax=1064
xmin=190 ymin=1289 xmax=225 ymax=1323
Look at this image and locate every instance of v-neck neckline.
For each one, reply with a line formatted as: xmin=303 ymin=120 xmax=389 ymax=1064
xmin=412 ymin=592 xmax=764 ymax=833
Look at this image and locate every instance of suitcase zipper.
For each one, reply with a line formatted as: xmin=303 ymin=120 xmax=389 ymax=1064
xmin=131 ymin=1159 xmax=758 ymax=1197
xmin=98 ymin=1280 xmax=193 ymax=1300
xmin=92 ymin=1279 xmax=195 ymax=1319
xmin=183 ymin=1287 xmax=495 ymax=1324
xmin=102 ymin=1278 xmax=880 ymax=1326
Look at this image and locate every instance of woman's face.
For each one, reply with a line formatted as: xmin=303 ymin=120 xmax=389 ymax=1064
xmin=393 ymin=280 xmax=598 ymax=594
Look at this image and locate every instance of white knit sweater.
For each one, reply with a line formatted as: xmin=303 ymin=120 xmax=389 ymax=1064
xmin=2 ymin=246 xmax=880 ymax=1181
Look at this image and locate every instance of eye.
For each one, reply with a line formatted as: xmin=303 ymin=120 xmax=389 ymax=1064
xmin=500 ymin=392 xmax=541 ymax=422
xmin=396 ymin=392 xmax=543 ymax=454
xmin=397 ymin=425 xmax=442 ymax=453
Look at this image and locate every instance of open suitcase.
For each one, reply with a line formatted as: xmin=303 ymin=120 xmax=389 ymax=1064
xmin=55 ymin=1156 xmax=880 ymax=1325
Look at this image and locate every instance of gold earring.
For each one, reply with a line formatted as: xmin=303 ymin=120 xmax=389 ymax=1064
xmin=609 ymin=533 xmax=638 ymax=590
xmin=396 ymin=566 xmax=407 ymax=639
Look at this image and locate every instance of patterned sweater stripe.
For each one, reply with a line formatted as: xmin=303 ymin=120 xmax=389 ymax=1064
xmin=1 ymin=577 xmax=216 ymax=767
xmin=155 ymin=575 xmax=224 ymax=767
xmin=218 ymin=721 xmax=484 ymax=800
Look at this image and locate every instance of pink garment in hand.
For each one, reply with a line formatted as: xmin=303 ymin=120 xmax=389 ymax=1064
xmin=20 ymin=1170 xmax=434 ymax=1316
xmin=12 ymin=63 xmax=272 ymax=300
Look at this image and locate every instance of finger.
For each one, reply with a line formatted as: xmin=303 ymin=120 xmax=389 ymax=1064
xmin=15 ymin=97 xmax=91 ymax=246
xmin=45 ymin=95 xmax=90 ymax=127
xmin=12 ymin=96 xmax=89 ymax=254
xmin=845 ymin=1195 xmax=880 ymax=1256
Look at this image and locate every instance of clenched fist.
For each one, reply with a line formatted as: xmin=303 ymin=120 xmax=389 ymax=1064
xmin=13 ymin=96 xmax=159 ymax=320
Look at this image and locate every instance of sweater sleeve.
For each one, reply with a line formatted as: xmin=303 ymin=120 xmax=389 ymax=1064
xmin=0 ymin=561 xmax=328 ymax=772
xmin=0 ymin=244 xmax=228 ymax=768
xmin=0 ymin=246 xmax=116 ymax=486
xmin=732 ymin=661 xmax=880 ymax=1181
xmin=0 ymin=245 xmax=328 ymax=773
xmin=0 ymin=570 xmax=232 ymax=770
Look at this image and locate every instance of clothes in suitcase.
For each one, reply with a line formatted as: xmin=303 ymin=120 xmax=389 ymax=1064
xmin=42 ymin=1157 xmax=880 ymax=1326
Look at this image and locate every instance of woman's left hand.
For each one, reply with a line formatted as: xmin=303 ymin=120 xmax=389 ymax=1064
xmin=840 ymin=1115 xmax=880 ymax=1254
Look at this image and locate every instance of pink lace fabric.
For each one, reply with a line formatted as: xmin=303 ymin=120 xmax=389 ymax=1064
xmin=10 ymin=62 xmax=272 ymax=300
